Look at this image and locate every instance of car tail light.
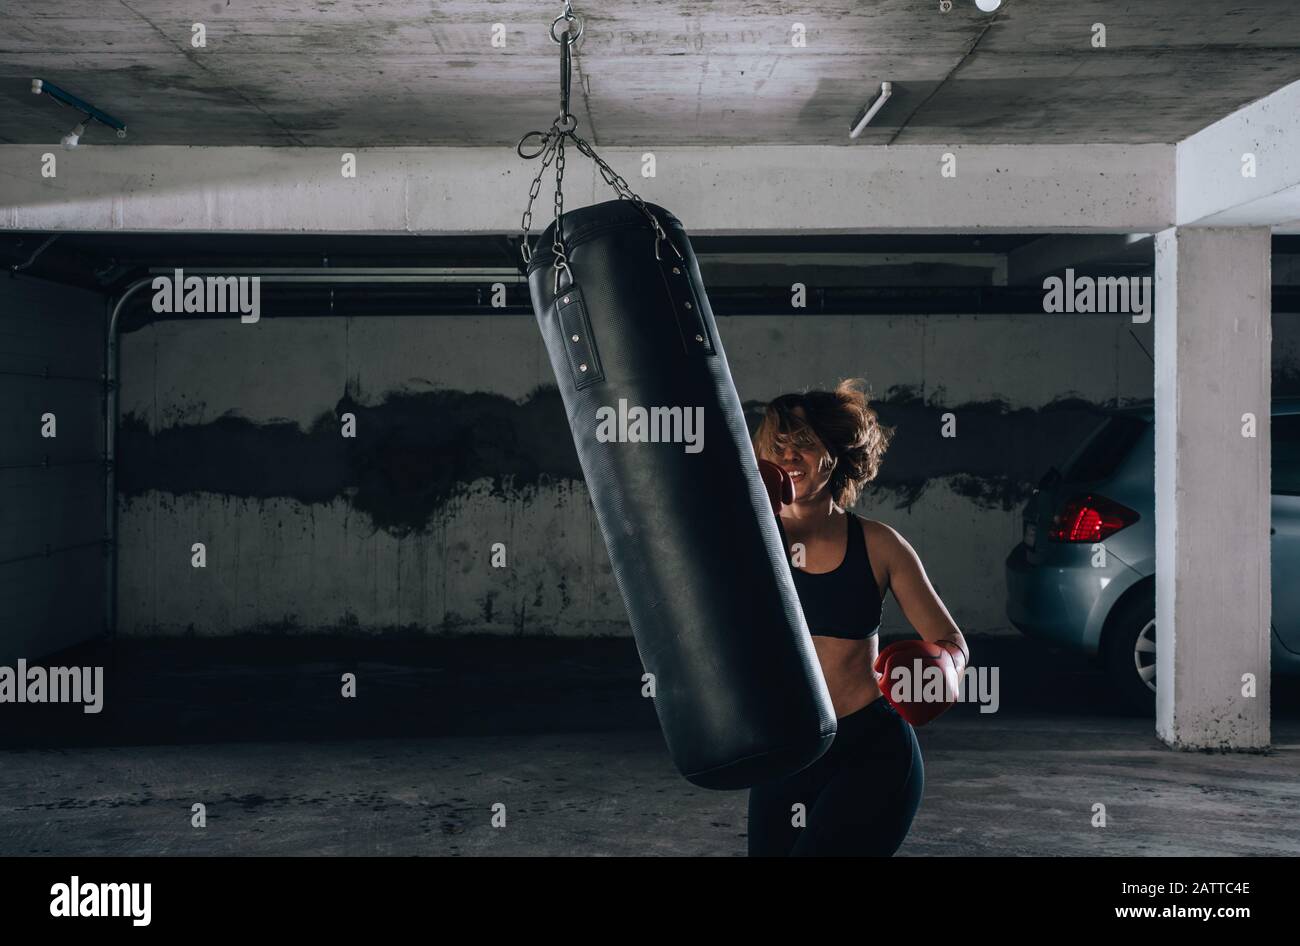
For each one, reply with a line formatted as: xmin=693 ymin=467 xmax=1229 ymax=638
xmin=1048 ymin=494 xmax=1139 ymax=543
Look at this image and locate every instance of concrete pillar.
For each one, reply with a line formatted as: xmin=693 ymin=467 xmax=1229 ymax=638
xmin=1154 ymin=226 xmax=1271 ymax=750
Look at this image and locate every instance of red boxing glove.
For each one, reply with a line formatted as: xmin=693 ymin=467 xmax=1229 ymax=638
xmin=757 ymin=458 xmax=795 ymax=515
xmin=874 ymin=639 xmax=966 ymax=727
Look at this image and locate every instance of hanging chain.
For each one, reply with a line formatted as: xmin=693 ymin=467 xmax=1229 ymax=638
xmin=519 ymin=130 xmax=560 ymax=265
xmin=550 ymin=135 xmax=570 ymax=294
xmin=569 ymin=129 xmax=682 ymax=263
xmin=515 ymin=2 xmax=681 ymax=283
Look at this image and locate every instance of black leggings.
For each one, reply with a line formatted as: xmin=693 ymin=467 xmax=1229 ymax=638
xmin=747 ymin=697 xmax=924 ymax=856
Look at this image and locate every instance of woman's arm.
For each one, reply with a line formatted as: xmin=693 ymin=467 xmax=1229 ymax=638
xmin=868 ymin=520 xmax=969 ymax=724
xmin=873 ymin=520 xmax=968 ymax=663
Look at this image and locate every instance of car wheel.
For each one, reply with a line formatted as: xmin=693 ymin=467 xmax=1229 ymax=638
xmin=1103 ymin=591 xmax=1157 ymax=713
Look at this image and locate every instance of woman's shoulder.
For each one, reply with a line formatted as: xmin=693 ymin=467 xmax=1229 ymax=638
xmin=849 ymin=512 xmax=894 ymax=537
xmin=851 ymin=515 xmax=908 ymax=560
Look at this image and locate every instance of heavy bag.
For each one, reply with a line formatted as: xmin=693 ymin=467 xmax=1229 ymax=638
xmin=526 ymin=199 xmax=836 ymax=789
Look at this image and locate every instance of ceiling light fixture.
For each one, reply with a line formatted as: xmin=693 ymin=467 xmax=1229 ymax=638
xmin=975 ymin=0 xmax=1002 ymax=11
xmin=61 ymin=121 xmax=86 ymax=150
xmin=849 ymin=81 xmax=892 ymax=139
xmin=30 ymin=77 xmax=127 ymax=145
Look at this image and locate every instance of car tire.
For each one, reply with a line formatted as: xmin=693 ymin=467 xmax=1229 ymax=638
xmin=1103 ymin=589 xmax=1157 ymax=714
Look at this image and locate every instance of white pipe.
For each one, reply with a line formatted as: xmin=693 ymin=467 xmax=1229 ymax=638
xmin=849 ymin=81 xmax=892 ymax=139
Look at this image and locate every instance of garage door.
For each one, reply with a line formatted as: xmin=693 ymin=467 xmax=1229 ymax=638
xmin=0 ymin=276 xmax=106 ymax=663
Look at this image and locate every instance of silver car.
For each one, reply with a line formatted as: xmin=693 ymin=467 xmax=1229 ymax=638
xmin=1006 ymin=398 xmax=1300 ymax=709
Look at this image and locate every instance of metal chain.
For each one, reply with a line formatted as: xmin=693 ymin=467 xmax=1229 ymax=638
xmin=570 ymin=129 xmax=682 ymax=262
xmin=518 ymin=122 xmax=682 ymax=272
xmin=551 ymin=135 xmax=571 ymax=293
xmin=518 ymin=130 xmax=560 ymax=265
xmin=516 ymin=2 xmax=682 ymax=283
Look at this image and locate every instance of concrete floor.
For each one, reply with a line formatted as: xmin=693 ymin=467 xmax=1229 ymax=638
xmin=3 ymin=635 xmax=1298 ymax=856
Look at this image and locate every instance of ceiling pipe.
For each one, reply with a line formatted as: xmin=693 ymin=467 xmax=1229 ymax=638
xmin=9 ymin=234 xmax=60 ymax=274
xmin=144 ymin=267 xmax=525 ymax=284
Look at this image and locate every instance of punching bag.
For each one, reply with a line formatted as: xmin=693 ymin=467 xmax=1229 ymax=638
xmin=527 ymin=198 xmax=836 ymax=789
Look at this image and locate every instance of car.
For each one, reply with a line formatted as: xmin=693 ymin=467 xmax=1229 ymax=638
xmin=1005 ymin=397 xmax=1300 ymax=710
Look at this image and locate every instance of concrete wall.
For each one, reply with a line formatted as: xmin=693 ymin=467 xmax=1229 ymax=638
xmin=119 ymin=303 xmax=1300 ymax=640
xmin=0 ymin=144 xmax=1175 ymax=235
xmin=0 ymin=276 xmax=106 ymax=663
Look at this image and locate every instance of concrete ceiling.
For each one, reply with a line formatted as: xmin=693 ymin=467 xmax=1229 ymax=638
xmin=1 ymin=1 xmax=1299 ymax=148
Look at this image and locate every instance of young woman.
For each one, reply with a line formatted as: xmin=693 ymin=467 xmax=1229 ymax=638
xmin=748 ymin=379 xmax=968 ymax=857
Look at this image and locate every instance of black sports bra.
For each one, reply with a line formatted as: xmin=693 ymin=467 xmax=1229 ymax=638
xmin=777 ymin=512 xmax=883 ymax=640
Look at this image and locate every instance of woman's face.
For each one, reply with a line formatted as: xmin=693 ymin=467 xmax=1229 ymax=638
xmin=768 ymin=407 xmax=834 ymax=503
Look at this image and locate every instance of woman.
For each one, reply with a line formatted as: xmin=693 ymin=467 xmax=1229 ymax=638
xmin=748 ymin=379 xmax=968 ymax=857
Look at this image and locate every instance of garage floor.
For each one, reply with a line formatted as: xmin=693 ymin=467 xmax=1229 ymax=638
xmin=3 ymin=636 xmax=1298 ymax=856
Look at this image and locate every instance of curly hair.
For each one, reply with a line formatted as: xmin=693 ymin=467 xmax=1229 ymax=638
xmin=753 ymin=378 xmax=894 ymax=509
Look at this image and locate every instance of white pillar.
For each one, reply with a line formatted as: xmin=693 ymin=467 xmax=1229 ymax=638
xmin=1154 ymin=226 xmax=1271 ymax=749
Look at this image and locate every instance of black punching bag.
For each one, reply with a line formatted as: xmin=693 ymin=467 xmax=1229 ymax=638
xmin=526 ymin=199 xmax=835 ymax=789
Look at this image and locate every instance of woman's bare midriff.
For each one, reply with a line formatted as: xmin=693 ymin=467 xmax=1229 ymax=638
xmin=785 ymin=513 xmax=889 ymax=719
xmin=812 ymin=634 xmax=883 ymax=719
